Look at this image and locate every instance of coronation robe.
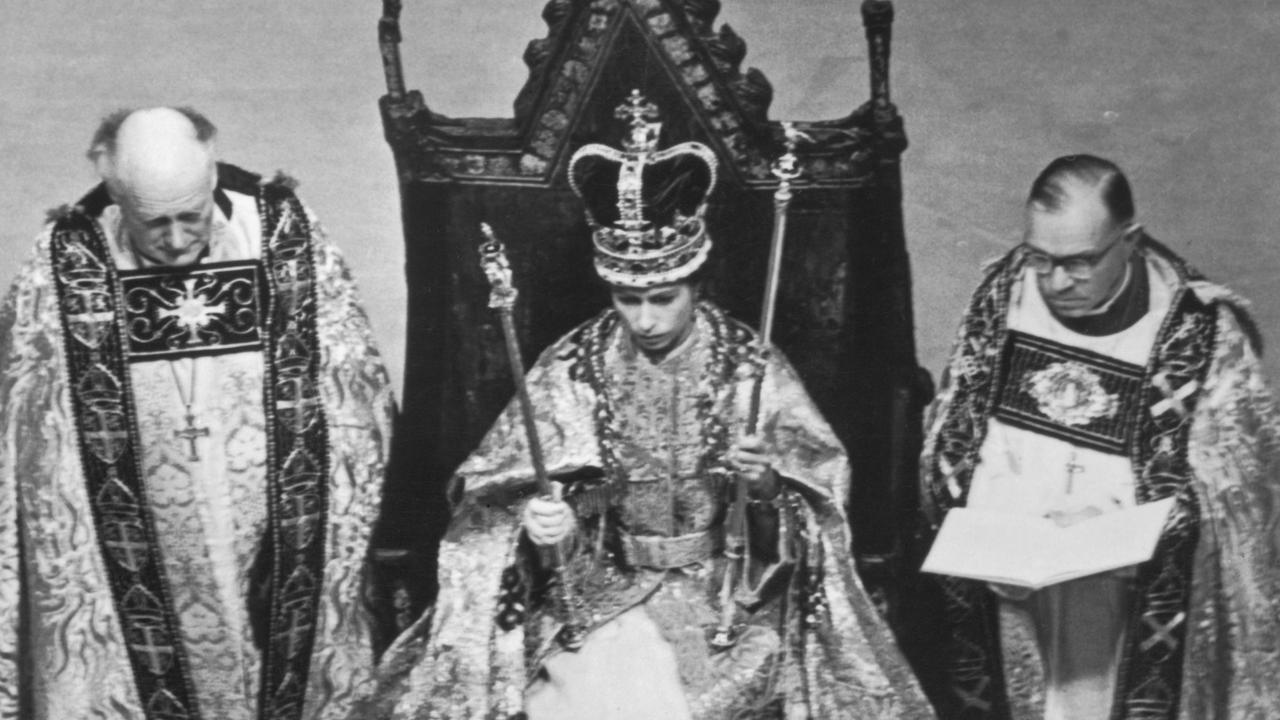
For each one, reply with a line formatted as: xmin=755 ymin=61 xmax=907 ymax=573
xmin=0 ymin=165 xmax=395 ymax=720
xmin=919 ymin=238 xmax=1280 ymax=719
xmin=357 ymin=302 xmax=933 ymax=719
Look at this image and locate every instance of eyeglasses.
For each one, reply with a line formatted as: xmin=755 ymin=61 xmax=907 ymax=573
xmin=1022 ymin=227 xmax=1133 ymax=280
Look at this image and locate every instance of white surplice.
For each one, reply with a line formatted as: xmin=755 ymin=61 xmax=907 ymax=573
xmin=0 ymin=183 xmax=395 ymax=720
xmin=967 ymin=257 xmax=1173 ymax=719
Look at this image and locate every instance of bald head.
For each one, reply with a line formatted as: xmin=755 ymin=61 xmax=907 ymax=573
xmin=90 ymin=107 xmax=220 ymax=266
xmin=94 ymin=107 xmax=217 ymax=213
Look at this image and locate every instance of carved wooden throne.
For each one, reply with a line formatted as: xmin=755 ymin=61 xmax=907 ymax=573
xmin=373 ymin=0 xmax=932 ymax=640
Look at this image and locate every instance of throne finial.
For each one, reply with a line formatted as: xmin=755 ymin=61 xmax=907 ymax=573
xmin=771 ymin=122 xmax=812 ymax=185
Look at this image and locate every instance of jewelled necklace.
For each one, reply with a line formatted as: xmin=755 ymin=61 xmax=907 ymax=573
xmin=573 ymin=303 xmax=755 ymax=500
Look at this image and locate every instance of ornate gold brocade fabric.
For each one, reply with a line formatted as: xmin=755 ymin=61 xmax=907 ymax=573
xmin=1177 ymin=303 xmax=1280 ymax=718
xmin=0 ymin=212 xmax=395 ymax=720
xmin=920 ymin=245 xmax=1280 ymax=719
xmin=357 ymin=305 xmax=934 ymax=720
xmin=606 ymin=319 xmax=723 ymax=536
xmin=989 ymin=304 xmax=1280 ymax=720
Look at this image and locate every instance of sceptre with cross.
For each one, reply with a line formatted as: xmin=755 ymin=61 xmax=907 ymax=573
xmin=478 ymin=223 xmax=588 ymax=651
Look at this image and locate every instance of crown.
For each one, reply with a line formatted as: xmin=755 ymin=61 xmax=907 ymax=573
xmin=568 ymin=90 xmax=718 ymax=287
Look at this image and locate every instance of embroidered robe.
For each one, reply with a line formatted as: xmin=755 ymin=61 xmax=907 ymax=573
xmin=355 ymin=302 xmax=934 ymax=719
xmin=0 ymin=166 xmax=395 ymax=720
xmin=919 ymin=239 xmax=1280 ymax=719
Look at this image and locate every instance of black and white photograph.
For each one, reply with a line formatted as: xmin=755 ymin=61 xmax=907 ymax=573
xmin=1 ymin=1 xmax=1277 ymax=718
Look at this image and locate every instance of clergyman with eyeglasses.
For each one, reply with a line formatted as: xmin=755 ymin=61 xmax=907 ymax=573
xmin=915 ymin=154 xmax=1280 ymax=718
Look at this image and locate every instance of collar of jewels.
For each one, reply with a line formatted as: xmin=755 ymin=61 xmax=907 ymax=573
xmin=568 ymin=90 xmax=719 ymax=288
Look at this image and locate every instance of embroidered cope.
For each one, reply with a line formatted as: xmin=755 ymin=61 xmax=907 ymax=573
xmin=0 ymin=168 xmax=395 ymax=720
xmin=919 ymin=240 xmax=1280 ymax=719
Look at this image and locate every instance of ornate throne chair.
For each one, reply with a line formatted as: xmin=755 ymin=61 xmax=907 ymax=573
xmin=371 ymin=0 xmax=933 ymax=649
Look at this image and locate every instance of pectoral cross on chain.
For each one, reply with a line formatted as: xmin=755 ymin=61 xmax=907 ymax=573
xmin=174 ymin=410 xmax=210 ymax=462
xmin=1064 ymin=454 xmax=1085 ymax=494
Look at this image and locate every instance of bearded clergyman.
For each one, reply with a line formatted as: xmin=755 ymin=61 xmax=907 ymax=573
xmin=0 ymin=107 xmax=394 ymax=719
xmin=918 ymin=154 xmax=1280 ymax=718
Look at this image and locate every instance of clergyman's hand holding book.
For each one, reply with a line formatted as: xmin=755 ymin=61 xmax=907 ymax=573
xmin=920 ymin=497 xmax=1176 ymax=590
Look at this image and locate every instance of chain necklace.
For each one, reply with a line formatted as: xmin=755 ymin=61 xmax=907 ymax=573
xmin=169 ymin=359 xmax=210 ymax=462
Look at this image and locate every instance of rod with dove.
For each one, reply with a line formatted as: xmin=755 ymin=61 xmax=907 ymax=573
xmin=711 ymin=122 xmax=809 ymax=649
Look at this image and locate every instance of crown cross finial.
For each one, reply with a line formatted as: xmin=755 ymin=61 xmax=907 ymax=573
xmin=616 ymin=89 xmax=661 ymax=153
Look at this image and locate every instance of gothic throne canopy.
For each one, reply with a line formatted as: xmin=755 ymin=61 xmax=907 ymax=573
xmin=372 ymin=0 xmax=931 ymax=643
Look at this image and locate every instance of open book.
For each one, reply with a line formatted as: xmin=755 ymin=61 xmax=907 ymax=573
xmin=920 ymin=497 xmax=1175 ymax=590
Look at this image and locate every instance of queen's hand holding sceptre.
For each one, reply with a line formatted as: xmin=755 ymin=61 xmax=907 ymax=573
xmin=478 ymin=224 xmax=588 ymax=651
xmin=370 ymin=92 xmax=936 ymax=718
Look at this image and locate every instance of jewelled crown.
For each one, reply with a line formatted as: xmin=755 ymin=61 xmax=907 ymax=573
xmin=568 ymin=90 xmax=718 ymax=287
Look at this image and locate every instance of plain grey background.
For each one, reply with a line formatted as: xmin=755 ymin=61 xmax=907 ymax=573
xmin=3 ymin=0 xmax=1278 ymax=397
